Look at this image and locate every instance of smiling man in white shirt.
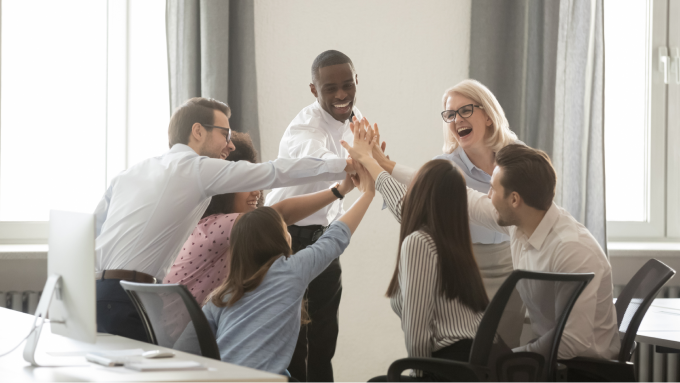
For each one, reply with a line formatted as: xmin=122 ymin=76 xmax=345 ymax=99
xmin=264 ymin=50 xmax=363 ymax=382
xmin=94 ymin=97 xmax=353 ymax=343
xmin=464 ymin=144 xmax=620 ymax=361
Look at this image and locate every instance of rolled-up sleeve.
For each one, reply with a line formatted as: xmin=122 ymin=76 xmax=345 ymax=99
xmin=391 ymin=163 xmax=418 ymax=185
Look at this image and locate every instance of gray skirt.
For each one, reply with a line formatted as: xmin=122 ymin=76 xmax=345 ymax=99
xmin=472 ymin=241 xmax=513 ymax=299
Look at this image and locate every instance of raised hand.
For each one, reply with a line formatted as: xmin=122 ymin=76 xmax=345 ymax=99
xmin=343 ymin=117 xmax=377 ymax=164
xmin=351 ymin=161 xmax=375 ymax=194
xmin=337 ymin=171 xmax=356 ymax=196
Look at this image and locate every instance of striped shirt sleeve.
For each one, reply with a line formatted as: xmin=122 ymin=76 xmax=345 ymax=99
xmin=400 ymin=232 xmax=438 ymax=359
xmin=375 ymin=171 xmax=407 ymax=223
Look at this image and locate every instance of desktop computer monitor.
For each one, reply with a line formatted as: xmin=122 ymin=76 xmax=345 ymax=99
xmin=23 ymin=210 xmax=97 ymax=366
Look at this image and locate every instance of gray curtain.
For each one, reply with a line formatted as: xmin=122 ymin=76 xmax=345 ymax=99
xmin=471 ymin=0 xmax=607 ymax=251
xmin=166 ymin=0 xmax=260 ymax=151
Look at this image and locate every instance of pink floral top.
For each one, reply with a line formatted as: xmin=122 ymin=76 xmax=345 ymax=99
xmin=165 ymin=213 xmax=240 ymax=306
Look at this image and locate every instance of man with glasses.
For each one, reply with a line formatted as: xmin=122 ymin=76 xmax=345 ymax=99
xmin=94 ymin=97 xmax=354 ymax=342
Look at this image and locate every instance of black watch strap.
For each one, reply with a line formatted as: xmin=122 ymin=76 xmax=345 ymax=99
xmin=331 ymin=186 xmax=344 ymax=200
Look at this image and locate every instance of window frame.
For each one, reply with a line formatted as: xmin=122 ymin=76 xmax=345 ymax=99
xmin=606 ymin=0 xmax=679 ymax=242
xmin=0 ymin=0 xmax=130 ymax=245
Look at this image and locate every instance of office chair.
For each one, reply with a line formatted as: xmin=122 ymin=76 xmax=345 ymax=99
xmin=120 ymin=281 xmax=221 ymax=360
xmin=559 ymin=258 xmax=676 ymax=381
xmin=386 ymin=270 xmax=594 ymax=382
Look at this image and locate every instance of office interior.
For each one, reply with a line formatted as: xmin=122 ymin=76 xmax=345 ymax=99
xmin=0 ymin=0 xmax=679 ymax=382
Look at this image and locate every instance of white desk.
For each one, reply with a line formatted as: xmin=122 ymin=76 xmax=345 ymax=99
xmin=634 ymin=298 xmax=680 ymax=350
xmin=0 ymin=308 xmax=286 ymax=382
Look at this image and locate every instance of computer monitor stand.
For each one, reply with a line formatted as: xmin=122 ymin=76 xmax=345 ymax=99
xmin=23 ymin=274 xmax=63 ymax=366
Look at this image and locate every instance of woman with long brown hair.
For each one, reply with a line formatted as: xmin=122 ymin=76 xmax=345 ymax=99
xmin=341 ymin=122 xmax=488 ymax=381
xmin=195 ymin=148 xmax=374 ymax=377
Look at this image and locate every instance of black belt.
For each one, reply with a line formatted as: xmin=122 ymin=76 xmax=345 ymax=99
xmin=288 ymin=224 xmax=327 ymax=242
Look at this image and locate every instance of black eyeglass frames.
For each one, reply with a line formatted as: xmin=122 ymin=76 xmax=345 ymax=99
xmin=441 ymin=104 xmax=484 ymax=123
xmin=202 ymin=124 xmax=232 ymax=143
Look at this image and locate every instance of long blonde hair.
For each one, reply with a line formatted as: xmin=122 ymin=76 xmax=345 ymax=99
xmin=441 ymin=79 xmax=517 ymax=154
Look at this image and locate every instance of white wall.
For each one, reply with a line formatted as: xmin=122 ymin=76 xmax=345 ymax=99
xmin=254 ymin=1 xmax=471 ymax=380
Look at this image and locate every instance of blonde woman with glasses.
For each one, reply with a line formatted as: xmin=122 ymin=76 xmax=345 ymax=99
xmin=369 ymin=79 xmax=520 ymax=299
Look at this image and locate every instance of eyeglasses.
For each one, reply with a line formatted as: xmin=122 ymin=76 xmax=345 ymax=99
xmin=441 ymin=104 xmax=484 ymax=123
xmin=202 ymin=124 xmax=232 ymax=143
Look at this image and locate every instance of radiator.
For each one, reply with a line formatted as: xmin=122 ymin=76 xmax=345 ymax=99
xmin=0 ymin=290 xmax=42 ymax=315
xmin=614 ymin=285 xmax=680 ymax=382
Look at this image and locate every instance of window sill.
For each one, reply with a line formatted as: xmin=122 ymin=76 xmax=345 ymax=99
xmin=608 ymin=242 xmax=680 ymax=258
xmin=0 ymin=244 xmax=48 ymax=260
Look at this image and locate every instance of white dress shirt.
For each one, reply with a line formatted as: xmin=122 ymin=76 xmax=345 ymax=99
xmin=264 ymin=101 xmax=362 ymax=226
xmin=94 ymin=144 xmax=347 ymax=280
xmin=465 ymin=188 xmax=620 ymax=360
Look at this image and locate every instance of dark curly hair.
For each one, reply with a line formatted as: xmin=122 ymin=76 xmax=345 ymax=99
xmin=201 ymin=132 xmax=263 ymax=219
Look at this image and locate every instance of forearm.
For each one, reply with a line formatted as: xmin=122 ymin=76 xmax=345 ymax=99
xmin=338 ymin=191 xmax=374 ymax=234
xmin=272 ymin=189 xmax=337 ymax=225
xmin=376 ymin=156 xmax=396 ymax=175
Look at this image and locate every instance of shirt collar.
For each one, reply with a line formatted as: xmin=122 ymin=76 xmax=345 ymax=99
xmin=169 ymin=143 xmax=198 ymax=155
xmin=526 ymin=203 xmax=560 ymax=250
xmin=315 ymin=100 xmax=351 ymax=130
xmin=454 ymin=146 xmax=480 ymax=174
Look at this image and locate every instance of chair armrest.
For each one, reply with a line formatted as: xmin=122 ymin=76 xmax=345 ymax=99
xmin=558 ymin=357 xmax=635 ymax=382
xmin=387 ymin=357 xmax=490 ymax=382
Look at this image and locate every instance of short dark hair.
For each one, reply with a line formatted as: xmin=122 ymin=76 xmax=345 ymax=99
xmin=201 ymin=132 xmax=262 ymax=219
xmin=168 ymin=97 xmax=231 ymax=148
xmin=495 ymin=144 xmax=556 ymax=211
xmin=311 ymin=50 xmax=355 ymax=81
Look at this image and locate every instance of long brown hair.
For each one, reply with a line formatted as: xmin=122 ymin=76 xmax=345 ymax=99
xmin=210 ymin=207 xmax=291 ymax=307
xmin=386 ymin=160 xmax=489 ymax=312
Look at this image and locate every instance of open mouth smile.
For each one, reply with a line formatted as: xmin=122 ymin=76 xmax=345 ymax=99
xmin=457 ymin=126 xmax=473 ymax=137
xmin=333 ymin=102 xmax=351 ymax=114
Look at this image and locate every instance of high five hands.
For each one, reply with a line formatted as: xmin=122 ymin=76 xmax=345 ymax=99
xmin=342 ymin=117 xmax=378 ymax=164
xmin=342 ymin=117 xmax=388 ymax=183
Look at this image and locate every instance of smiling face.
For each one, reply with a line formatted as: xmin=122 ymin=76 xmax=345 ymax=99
xmin=445 ymin=92 xmax=492 ymax=151
xmin=310 ymin=63 xmax=358 ymax=122
xmin=231 ymin=190 xmax=261 ymax=214
xmin=199 ymin=110 xmax=233 ymax=159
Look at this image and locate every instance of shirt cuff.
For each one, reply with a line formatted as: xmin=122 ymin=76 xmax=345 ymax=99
xmin=325 ymin=158 xmax=348 ymax=173
xmin=392 ymin=163 xmax=417 ymax=185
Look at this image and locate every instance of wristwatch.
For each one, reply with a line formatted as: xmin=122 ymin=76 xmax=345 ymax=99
xmin=331 ymin=183 xmax=344 ymax=199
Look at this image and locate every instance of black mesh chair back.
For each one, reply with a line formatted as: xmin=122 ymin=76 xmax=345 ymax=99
xmin=470 ymin=270 xmax=594 ymax=381
xmin=614 ymin=259 xmax=675 ymax=362
xmin=387 ymin=270 xmax=593 ymax=382
xmin=119 ymin=281 xmax=221 ymax=360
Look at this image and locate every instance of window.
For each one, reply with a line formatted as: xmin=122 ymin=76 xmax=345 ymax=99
xmin=0 ymin=0 xmax=169 ymax=243
xmin=604 ymin=0 xmax=680 ymax=240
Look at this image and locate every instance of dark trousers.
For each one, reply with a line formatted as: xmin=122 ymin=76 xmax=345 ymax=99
xmin=96 ymin=278 xmax=149 ymax=343
xmin=368 ymin=339 xmax=474 ymax=382
xmin=287 ymin=225 xmax=342 ymax=382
